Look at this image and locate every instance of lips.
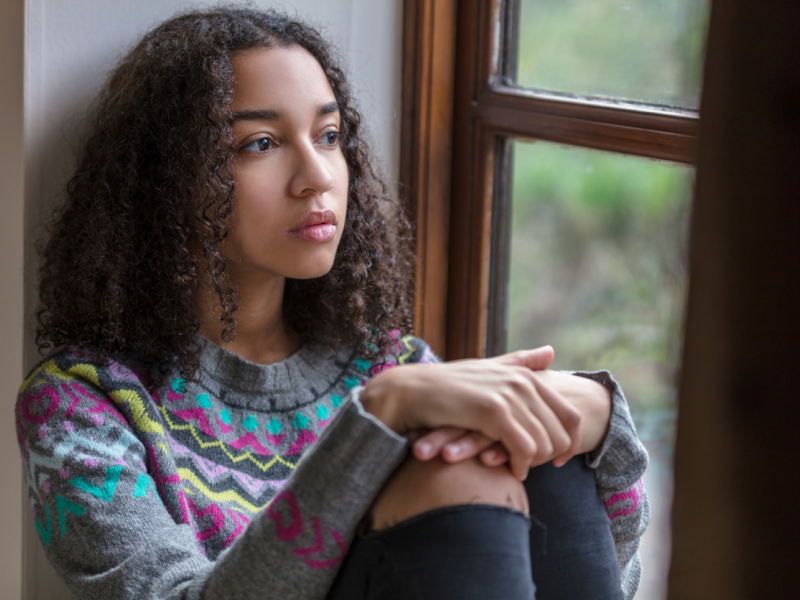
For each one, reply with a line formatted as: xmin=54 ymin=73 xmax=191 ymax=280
xmin=288 ymin=210 xmax=338 ymax=243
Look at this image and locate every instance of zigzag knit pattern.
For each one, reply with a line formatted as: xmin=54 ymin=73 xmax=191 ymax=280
xmin=16 ymin=334 xmax=436 ymax=562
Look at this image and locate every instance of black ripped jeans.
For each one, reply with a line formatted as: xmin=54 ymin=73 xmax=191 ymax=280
xmin=326 ymin=455 xmax=623 ymax=600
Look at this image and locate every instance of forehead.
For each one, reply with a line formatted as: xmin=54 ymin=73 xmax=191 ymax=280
xmin=230 ymin=46 xmax=335 ymax=111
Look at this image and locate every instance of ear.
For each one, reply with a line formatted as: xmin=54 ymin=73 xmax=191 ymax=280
xmin=492 ymin=346 xmax=555 ymax=371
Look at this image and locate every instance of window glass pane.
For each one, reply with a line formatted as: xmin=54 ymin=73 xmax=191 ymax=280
xmin=507 ymin=139 xmax=691 ymax=600
xmin=515 ymin=0 xmax=710 ymax=108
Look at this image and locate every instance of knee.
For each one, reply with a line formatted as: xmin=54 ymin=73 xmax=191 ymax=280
xmin=369 ymin=455 xmax=529 ymax=531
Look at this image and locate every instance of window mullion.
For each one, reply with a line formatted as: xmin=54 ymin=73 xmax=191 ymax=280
xmin=473 ymin=101 xmax=698 ymax=165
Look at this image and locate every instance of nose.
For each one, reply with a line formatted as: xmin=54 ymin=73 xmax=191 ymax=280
xmin=288 ymin=140 xmax=335 ymax=198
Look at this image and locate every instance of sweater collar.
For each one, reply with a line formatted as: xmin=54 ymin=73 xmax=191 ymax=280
xmin=195 ymin=335 xmax=357 ymax=410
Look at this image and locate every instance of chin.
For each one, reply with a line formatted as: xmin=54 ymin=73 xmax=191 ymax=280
xmin=284 ymin=258 xmax=337 ymax=280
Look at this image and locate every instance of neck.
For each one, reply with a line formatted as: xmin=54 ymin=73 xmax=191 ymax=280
xmin=197 ymin=269 xmax=301 ymax=366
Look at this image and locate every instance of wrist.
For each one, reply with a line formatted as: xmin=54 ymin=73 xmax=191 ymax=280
xmin=534 ymin=369 xmax=612 ymax=455
xmin=575 ymin=378 xmax=612 ymax=454
xmin=360 ymin=369 xmax=406 ymax=434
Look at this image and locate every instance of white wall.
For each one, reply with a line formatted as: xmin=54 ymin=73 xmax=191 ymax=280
xmin=13 ymin=1 xmax=403 ymax=598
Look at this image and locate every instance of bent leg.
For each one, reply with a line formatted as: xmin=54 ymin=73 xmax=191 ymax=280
xmin=326 ymin=456 xmax=534 ymax=600
xmin=524 ymin=456 xmax=623 ymax=600
xmin=370 ymin=454 xmax=529 ymax=530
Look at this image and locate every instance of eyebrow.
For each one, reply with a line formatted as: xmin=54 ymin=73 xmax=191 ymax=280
xmin=317 ymin=101 xmax=340 ymax=116
xmin=232 ymin=101 xmax=340 ymax=122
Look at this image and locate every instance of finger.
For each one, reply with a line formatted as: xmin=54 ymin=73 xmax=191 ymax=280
xmin=478 ymin=398 xmax=537 ymax=480
xmin=552 ymin=454 xmax=572 ymax=468
xmin=531 ymin=374 xmax=583 ymax=464
xmin=501 ymin=369 xmax=580 ymax=468
xmin=405 ymin=429 xmax=430 ymax=445
xmin=507 ymin=393 xmax=555 ymax=467
xmin=412 ymin=427 xmax=469 ymax=460
xmin=437 ymin=396 xmax=536 ymax=478
xmin=493 ymin=346 xmax=555 ymax=371
xmin=442 ymin=431 xmax=497 ymax=462
xmin=519 ymin=371 xmax=573 ymax=459
xmin=479 ymin=442 xmax=509 ymax=466
xmin=492 ymin=369 xmax=558 ymax=466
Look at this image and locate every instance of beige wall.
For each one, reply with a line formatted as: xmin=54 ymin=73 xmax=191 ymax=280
xmin=0 ymin=0 xmax=25 ymax=597
xmin=9 ymin=1 xmax=403 ymax=598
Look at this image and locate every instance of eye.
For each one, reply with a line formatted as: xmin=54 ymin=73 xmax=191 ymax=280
xmin=320 ymin=131 xmax=339 ymax=146
xmin=241 ymin=137 xmax=273 ymax=153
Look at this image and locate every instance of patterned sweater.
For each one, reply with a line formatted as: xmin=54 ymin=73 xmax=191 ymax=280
xmin=15 ymin=335 xmax=649 ymax=600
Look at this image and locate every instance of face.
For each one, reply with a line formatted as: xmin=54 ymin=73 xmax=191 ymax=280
xmin=222 ymin=46 xmax=349 ymax=283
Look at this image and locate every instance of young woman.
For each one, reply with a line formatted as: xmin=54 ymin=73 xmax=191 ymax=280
xmin=16 ymin=7 xmax=648 ymax=600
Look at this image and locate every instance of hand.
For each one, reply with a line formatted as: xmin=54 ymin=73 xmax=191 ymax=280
xmin=533 ymin=369 xmax=612 ymax=460
xmin=359 ymin=346 xmax=582 ymax=480
xmin=411 ymin=370 xmax=613 ymax=468
xmin=409 ymin=426 xmax=511 ymax=466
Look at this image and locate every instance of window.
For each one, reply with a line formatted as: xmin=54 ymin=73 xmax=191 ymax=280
xmin=401 ymin=1 xmax=709 ymax=598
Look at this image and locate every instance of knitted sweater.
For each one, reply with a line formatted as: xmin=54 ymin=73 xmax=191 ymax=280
xmin=15 ymin=335 xmax=649 ymax=600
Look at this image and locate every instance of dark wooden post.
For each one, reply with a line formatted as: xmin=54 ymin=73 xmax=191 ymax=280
xmin=669 ymin=1 xmax=800 ymax=597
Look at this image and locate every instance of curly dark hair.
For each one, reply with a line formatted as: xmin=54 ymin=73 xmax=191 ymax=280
xmin=35 ymin=6 xmax=415 ymax=382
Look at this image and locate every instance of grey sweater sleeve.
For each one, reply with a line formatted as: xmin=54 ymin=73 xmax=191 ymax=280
xmin=572 ymin=370 xmax=651 ymax=600
xmin=202 ymin=392 xmax=408 ymax=599
xmin=17 ymin=372 xmax=407 ymax=600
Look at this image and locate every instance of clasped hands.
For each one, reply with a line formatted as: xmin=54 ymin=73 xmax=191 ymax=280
xmin=359 ymin=346 xmax=612 ymax=481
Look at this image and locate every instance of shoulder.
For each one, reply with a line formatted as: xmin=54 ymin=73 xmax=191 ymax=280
xmin=20 ymin=346 xmax=153 ymax=397
xmin=15 ymin=346 xmax=173 ymax=471
xmin=349 ymin=335 xmax=440 ymax=380
xmin=389 ymin=335 xmax=441 ymax=367
xmin=16 ymin=347 xmax=156 ymax=441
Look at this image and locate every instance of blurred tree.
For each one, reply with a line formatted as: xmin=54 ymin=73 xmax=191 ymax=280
xmin=516 ymin=0 xmax=710 ymax=108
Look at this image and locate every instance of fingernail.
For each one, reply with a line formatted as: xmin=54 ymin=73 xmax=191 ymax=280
xmin=483 ymin=449 xmax=497 ymax=461
xmin=446 ymin=444 xmax=462 ymax=458
xmin=417 ymin=442 xmax=432 ymax=457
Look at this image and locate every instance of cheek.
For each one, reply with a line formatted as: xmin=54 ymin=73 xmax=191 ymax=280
xmin=231 ymin=172 xmax=280 ymax=224
xmin=332 ymin=155 xmax=350 ymax=210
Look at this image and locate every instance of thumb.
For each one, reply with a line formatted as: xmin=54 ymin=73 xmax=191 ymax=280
xmin=493 ymin=346 xmax=555 ymax=371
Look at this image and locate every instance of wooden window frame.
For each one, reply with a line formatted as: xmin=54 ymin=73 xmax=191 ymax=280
xmin=401 ymin=0 xmax=700 ymax=360
xmin=400 ymin=0 xmax=458 ymax=358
